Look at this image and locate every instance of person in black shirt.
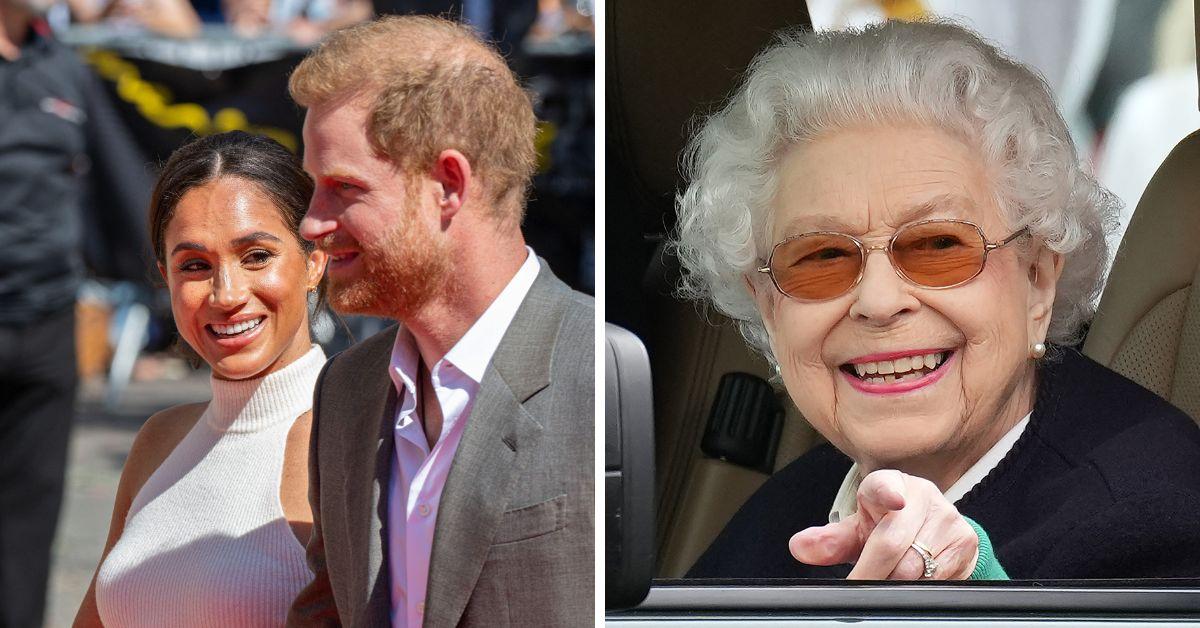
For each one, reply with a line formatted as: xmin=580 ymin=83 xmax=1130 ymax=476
xmin=0 ymin=1 xmax=149 ymax=624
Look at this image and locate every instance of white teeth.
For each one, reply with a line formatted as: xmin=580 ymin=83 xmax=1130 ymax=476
xmin=211 ymin=317 xmax=264 ymax=336
xmin=847 ymin=351 xmax=949 ymax=382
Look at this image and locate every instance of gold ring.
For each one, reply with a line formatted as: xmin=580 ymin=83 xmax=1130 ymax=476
xmin=910 ymin=541 xmax=937 ymax=579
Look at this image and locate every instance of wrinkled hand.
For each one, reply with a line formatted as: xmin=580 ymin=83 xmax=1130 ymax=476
xmin=789 ymin=469 xmax=978 ymax=580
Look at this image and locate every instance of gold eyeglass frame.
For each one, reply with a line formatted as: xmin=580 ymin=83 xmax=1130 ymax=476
xmin=755 ymin=219 xmax=1030 ymax=302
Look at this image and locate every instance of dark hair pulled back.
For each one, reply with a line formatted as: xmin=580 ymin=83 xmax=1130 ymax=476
xmin=149 ymin=131 xmax=315 ymax=263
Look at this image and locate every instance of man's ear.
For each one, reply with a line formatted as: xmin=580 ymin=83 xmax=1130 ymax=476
xmin=157 ymin=261 xmax=168 ymax=282
xmin=430 ymin=149 xmax=473 ymax=220
xmin=1028 ymin=245 xmax=1064 ymax=343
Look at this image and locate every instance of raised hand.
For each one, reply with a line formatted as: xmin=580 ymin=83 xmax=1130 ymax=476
xmin=788 ymin=469 xmax=979 ymax=580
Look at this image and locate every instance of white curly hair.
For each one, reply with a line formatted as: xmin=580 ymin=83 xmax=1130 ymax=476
xmin=673 ymin=19 xmax=1118 ymax=363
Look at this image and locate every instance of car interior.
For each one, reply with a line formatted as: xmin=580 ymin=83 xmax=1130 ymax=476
xmin=605 ymin=0 xmax=1200 ymax=583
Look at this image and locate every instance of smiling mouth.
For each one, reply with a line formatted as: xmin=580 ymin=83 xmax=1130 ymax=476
xmin=207 ymin=316 xmax=265 ymax=338
xmin=840 ymin=350 xmax=953 ymax=385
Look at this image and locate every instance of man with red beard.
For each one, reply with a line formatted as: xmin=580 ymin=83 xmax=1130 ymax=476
xmin=285 ymin=15 xmax=594 ymax=628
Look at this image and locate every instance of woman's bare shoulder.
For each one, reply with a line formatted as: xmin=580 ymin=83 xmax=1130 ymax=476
xmin=286 ymin=409 xmax=313 ymax=447
xmin=136 ymin=402 xmax=206 ymax=448
xmin=121 ymin=402 xmax=207 ymax=489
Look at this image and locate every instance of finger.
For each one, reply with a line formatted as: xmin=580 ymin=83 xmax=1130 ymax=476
xmin=888 ymin=543 xmax=933 ymax=580
xmin=887 ymin=505 xmax=980 ymax=580
xmin=847 ymin=471 xmax=944 ymax=579
xmin=788 ymin=515 xmax=866 ymax=566
xmin=855 ymin=469 xmax=907 ymax=522
xmin=927 ymin=537 xmax=978 ymax=580
xmin=846 ymin=504 xmax=925 ymax=580
xmin=926 ymin=514 xmax=981 ymax=580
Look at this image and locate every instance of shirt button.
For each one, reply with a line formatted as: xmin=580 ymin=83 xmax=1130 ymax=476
xmin=418 ymin=504 xmax=431 ymax=517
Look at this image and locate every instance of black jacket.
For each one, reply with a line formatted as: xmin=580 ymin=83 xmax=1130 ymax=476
xmin=0 ymin=25 xmax=88 ymax=322
xmin=689 ymin=348 xmax=1200 ymax=579
xmin=0 ymin=24 xmax=152 ymax=323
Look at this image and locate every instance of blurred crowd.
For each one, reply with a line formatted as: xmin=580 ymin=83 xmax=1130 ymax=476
xmin=44 ymin=0 xmax=594 ymax=46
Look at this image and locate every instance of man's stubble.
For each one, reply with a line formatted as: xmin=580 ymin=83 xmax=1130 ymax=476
xmin=324 ymin=202 xmax=455 ymax=321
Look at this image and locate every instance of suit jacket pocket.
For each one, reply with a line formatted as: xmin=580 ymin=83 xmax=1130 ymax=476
xmin=493 ymin=493 xmax=567 ymax=545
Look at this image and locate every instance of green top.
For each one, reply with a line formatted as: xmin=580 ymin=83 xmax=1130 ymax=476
xmin=964 ymin=516 xmax=1009 ymax=580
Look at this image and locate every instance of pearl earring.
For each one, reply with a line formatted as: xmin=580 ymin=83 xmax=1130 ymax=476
xmin=1031 ymin=342 xmax=1046 ymax=359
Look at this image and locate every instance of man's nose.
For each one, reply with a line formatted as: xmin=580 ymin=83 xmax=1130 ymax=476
xmin=301 ymin=196 xmax=338 ymax=243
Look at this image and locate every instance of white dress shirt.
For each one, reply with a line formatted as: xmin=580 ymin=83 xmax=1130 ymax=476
xmin=387 ymin=249 xmax=539 ymax=627
xmin=828 ymin=412 xmax=1031 ymax=523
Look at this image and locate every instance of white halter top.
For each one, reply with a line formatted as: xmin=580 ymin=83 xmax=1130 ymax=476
xmin=95 ymin=346 xmax=325 ymax=627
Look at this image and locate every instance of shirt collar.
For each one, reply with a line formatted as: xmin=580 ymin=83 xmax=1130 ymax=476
xmin=827 ymin=412 xmax=1032 ymax=523
xmin=388 ymin=247 xmax=539 ymax=396
xmin=388 ymin=325 xmax=420 ymax=402
xmin=943 ymin=412 xmax=1030 ymax=504
xmin=443 ymin=247 xmax=539 ymax=383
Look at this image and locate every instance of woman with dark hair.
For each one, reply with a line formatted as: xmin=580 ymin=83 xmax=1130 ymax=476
xmin=74 ymin=131 xmax=328 ymax=626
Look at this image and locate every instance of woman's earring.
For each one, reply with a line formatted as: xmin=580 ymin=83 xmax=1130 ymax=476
xmin=1030 ymin=342 xmax=1046 ymax=359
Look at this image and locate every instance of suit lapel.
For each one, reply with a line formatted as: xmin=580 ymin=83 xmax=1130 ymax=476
xmin=339 ymin=331 xmax=398 ymax=624
xmin=424 ymin=264 xmax=570 ymax=626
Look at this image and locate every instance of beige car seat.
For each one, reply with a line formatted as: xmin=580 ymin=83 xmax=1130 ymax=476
xmin=646 ymin=295 xmax=821 ymax=577
xmin=1083 ymin=127 xmax=1200 ymax=424
xmin=606 ymin=0 xmax=816 ymax=578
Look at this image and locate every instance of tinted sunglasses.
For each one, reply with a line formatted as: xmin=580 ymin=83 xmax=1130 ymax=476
xmin=756 ymin=219 xmax=1029 ymax=301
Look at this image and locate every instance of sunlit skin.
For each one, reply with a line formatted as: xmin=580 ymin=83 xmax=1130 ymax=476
xmin=160 ymin=177 xmax=327 ymax=380
xmin=748 ymin=125 xmax=1063 ymax=578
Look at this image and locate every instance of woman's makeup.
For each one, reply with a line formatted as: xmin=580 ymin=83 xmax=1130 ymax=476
xmin=161 ymin=177 xmax=321 ymax=381
xmin=839 ymin=349 xmax=956 ymax=395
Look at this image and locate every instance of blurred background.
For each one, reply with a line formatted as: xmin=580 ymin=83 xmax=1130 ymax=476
xmin=5 ymin=0 xmax=594 ymax=624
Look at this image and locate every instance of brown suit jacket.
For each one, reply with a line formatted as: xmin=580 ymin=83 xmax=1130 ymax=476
xmin=288 ymin=263 xmax=594 ymax=627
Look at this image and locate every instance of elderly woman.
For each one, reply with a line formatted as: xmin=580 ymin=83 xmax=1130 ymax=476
xmin=677 ymin=20 xmax=1200 ymax=581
